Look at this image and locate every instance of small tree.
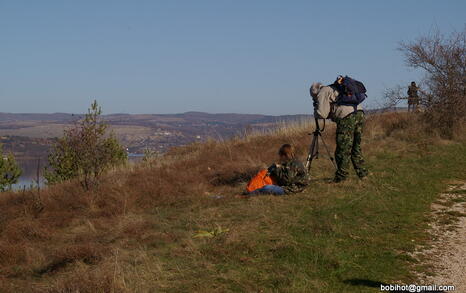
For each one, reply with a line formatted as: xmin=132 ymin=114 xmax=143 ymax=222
xmin=0 ymin=145 xmax=22 ymax=192
xmin=399 ymin=28 xmax=466 ymax=137
xmin=45 ymin=101 xmax=127 ymax=189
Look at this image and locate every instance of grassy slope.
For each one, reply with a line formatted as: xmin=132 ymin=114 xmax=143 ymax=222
xmin=121 ymin=141 xmax=466 ymax=293
xmin=1 ymin=113 xmax=465 ymax=292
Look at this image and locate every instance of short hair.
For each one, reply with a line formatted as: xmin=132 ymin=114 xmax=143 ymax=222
xmin=278 ymin=144 xmax=295 ymax=160
xmin=310 ymin=82 xmax=323 ymax=98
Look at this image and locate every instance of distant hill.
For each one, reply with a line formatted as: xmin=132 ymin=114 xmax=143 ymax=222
xmin=0 ymin=112 xmax=78 ymax=122
xmin=0 ymin=112 xmax=312 ymax=157
xmin=0 ymin=109 xmax=406 ymax=158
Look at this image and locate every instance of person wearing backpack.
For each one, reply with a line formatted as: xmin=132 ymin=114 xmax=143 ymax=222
xmin=407 ymin=81 xmax=419 ymax=112
xmin=247 ymin=144 xmax=309 ymax=195
xmin=310 ymin=76 xmax=369 ymax=183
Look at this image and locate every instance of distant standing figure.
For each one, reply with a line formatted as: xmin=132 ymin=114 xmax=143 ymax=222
xmin=407 ymin=81 xmax=419 ymax=112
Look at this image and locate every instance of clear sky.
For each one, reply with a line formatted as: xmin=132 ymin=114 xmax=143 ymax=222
xmin=1 ymin=1 xmax=465 ymax=115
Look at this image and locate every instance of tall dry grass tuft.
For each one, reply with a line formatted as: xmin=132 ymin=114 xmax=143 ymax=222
xmin=365 ymin=112 xmax=426 ymax=141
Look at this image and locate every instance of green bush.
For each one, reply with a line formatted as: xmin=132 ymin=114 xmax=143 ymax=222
xmin=0 ymin=145 xmax=22 ymax=191
xmin=45 ymin=101 xmax=127 ymax=189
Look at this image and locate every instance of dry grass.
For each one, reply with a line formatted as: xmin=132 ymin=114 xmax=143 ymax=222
xmin=0 ymin=112 xmax=463 ymax=292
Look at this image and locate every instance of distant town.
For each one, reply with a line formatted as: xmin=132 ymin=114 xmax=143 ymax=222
xmin=0 ymin=111 xmax=312 ymax=160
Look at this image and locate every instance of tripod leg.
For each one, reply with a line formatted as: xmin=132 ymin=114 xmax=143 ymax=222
xmin=314 ymin=134 xmax=319 ymax=158
xmin=318 ymin=132 xmax=337 ymax=170
xmin=306 ymin=133 xmax=319 ymax=171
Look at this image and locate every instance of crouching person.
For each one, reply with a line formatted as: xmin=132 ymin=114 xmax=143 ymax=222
xmin=310 ymin=82 xmax=369 ymax=182
xmin=248 ymin=144 xmax=309 ymax=196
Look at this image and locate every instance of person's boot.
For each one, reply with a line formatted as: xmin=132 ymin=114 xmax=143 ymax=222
xmin=332 ymin=176 xmax=346 ymax=183
xmin=358 ymin=172 xmax=372 ymax=181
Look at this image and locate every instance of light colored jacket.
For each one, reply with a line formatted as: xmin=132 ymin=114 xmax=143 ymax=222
xmin=313 ymin=84 xmax=362 ymax=120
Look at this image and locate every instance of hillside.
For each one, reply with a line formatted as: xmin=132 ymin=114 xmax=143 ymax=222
xmin=0 ymin=112 xmax=465 ymax=292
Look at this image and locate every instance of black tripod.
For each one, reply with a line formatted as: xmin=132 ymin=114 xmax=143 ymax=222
xmin=305 ymin=118 xmax=337 ymax=174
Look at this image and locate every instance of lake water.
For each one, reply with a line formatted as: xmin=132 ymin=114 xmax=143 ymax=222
xmin=12 ymin=154 xmax=143 ymax=191
xmin=11 ymin=158 xmax=45 ymax=191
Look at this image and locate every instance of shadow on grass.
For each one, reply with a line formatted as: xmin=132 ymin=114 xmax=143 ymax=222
xmin=343 ymin=278 xmax=389 ymax=288
xmin=309 ymin=177 xmax=334 ymax=183
xmin=343 ymin=279 xmax=445 ymax=293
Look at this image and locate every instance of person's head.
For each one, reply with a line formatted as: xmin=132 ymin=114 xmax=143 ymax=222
xmin=411 ymin=81 xmax=416 ymax=86
xmin=278 ymin=144 xmax=295 ymax=161
xmin=310 ymin=82 xmax=323 ymax=99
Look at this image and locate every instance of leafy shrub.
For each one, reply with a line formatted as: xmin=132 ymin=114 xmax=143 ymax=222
xmin=44 ymin=101 xmax=127 ymax=190
xmin=0 ymin=145 xmax=22 ymax=191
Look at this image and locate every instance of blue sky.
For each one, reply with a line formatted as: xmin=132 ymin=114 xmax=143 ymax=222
xmin=0 ymin=1 xmax=465 ymax=115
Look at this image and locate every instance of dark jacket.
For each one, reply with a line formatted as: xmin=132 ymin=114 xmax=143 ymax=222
xmin=268 ymin=159 xmax=309 ymax=194
xmin=407 ymin=85 xmax=419 ymax=98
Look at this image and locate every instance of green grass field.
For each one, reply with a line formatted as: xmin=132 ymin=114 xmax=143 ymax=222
xmin=116 ymin=140 xmax=466 ymax=292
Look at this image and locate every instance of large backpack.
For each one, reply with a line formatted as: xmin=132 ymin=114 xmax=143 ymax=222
xmin=335 ymin=76 xmax=367 ymax=106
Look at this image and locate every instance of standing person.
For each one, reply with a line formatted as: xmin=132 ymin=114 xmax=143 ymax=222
xmin=310 ymin=81 xmax=369 ymax=183
xmin=407 ymin=81 xmax=419 ymax=112
xmin=248 ymin=144 xmax=309 ymax=195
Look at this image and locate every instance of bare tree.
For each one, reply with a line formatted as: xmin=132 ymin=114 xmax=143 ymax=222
xmin=383 ymin=85 xmax=405 ymax=109
xmin=399 ymin=28 xmax=466 ymax=137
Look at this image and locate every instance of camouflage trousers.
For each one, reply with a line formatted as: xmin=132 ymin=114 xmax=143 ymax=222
xmin=334 ymin=111 xmax=368 ymax=181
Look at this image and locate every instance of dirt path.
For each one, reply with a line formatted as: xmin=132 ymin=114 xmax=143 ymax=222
xmin=412 ymin=181 xmax=466 ymax=292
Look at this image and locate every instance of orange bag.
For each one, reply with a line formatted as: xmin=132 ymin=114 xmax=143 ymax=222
xmin=246 ymin=169 xmax=277 ymax=193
